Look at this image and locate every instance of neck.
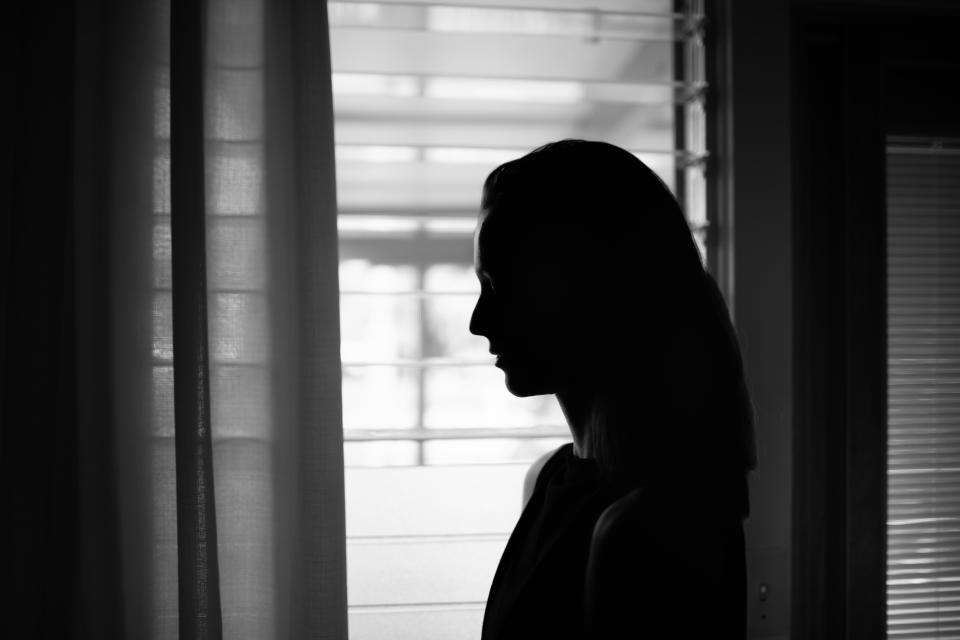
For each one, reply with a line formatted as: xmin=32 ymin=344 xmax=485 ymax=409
xmin=555 ymin=389 xmax=598 ymax=458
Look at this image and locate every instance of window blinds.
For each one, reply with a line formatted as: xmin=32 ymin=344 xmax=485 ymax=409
xmin=329 ymin=0 xmax=709 ymax=465
xmin=887 ymin=137 xmax=960 ymax=638
xmin=329 ymin=1 xmax=710 ymax=637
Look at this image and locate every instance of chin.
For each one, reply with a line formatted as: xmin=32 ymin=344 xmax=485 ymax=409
xmin=500 ymin=366 xmax=556 ymax=398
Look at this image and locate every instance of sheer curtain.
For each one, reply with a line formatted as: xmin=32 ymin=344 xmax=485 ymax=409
xmin=3 ymin=0 xmax=347 ymax=638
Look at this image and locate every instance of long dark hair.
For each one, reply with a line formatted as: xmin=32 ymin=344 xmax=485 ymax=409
xmin=481 ymin=139 xmax=756 ymax=510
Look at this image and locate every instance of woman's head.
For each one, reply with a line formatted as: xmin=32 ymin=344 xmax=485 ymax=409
xmin=469 ymin=139 xmax=757 ymax=486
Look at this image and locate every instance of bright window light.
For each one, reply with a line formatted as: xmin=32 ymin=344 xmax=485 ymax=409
xmin=426 ymin=6 xmax=592 ymax=37
xmin=336 ymin=145 xmax=419 ymax=163
xmin=425 ymin=77 xmax=584 ymax=104
xmin=584 ymin=82 xmax=675 ymax=105
xmin=337 ymin=216 xmax=421 ymax=235
xmin=424 ymin=147 xmax=522 ymax=165
xmin=424 ymin=264 xmax=480 ymax=293
xmin=423 ymin=218 xmax=478 ymax=235
xmin=332 ymin=73 xmax=421 ymax=98
xmin=329 ymin=0 xmax=706 ymax=635
xmin=327 ymin=2 xmax=382 ymax=25
xmin=339 ymin=259 xmax=419 ymax=294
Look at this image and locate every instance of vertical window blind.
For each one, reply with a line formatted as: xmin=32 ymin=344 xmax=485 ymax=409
xmin=328 ymin=1 xmax=710 ymax=637
xmin=887 ymin=136 xmax=960 ymax=638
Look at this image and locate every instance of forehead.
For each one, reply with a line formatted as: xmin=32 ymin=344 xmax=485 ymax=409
xmin=474 ymin=209 xmax=526 ymax=276
xmin=473 ymin=210 xmax=497 ymax=273
xmin=474 ymin=209 xmax=554 ymax=280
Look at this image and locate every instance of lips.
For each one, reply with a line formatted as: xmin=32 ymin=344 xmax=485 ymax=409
xmin=488 ymin=343 xmax=514 ymax=362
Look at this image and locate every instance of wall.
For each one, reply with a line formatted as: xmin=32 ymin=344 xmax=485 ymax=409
xmin=725 ymin=1 xmax=793 ymax=637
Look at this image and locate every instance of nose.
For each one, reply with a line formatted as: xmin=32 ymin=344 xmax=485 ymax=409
xmin=469 ymin=288 xmax=490 ymax=337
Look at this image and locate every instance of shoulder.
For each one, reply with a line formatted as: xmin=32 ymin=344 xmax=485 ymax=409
xmin=593 ymin=488 xmax=646 ymax=533
xmin=585 ymin=489 xmax=736 ymax=637
xmin=521 ymin=444 xmax=569 ymax=508
xmin=589 ymin=486 xmax=733 ymax=573
xmin=590 ymin=488 xmax=654 ymax=554
xmin=583 ymin=488 xmax=675 ymax=635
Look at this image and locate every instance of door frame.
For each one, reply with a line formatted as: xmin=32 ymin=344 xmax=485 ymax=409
xmin=792 ymin=5 xmax=960 ymax=639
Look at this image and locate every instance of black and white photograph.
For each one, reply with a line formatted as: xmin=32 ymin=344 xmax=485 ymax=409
xmin=4 ymin=1 xmax=960 ymax=638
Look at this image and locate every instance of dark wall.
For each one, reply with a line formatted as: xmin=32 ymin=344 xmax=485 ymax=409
xmin=726 ymin=1 xmax=960 ymax=638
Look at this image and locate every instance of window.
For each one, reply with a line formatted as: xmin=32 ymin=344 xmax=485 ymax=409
xmin=887 ymin=136 xmax=960 ymax=638
xmin=329 ymin=1 xmax=709 ymax=637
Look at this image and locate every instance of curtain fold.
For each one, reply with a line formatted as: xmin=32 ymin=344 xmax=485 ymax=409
xmin=75 ymin=1 xmax=157 ymax=637
xmin=170 ymin=0 xmax=225 ymax=637
xmin=2 ymin=0 xmax=346 ymax=637
xmin=263 ymin=0 xmax=348 ymax=636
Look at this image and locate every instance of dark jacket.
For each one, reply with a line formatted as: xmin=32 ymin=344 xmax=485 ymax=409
xmin=481 ymin=443 xmax=748 ymax=640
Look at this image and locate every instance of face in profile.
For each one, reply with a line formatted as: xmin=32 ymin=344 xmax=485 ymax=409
xmin=469 ymin=207 xmax=598 ymax=398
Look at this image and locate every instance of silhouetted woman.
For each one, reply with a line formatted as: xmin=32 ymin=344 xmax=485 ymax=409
xmin=470 ymin=140 xmax=757 ymax=639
